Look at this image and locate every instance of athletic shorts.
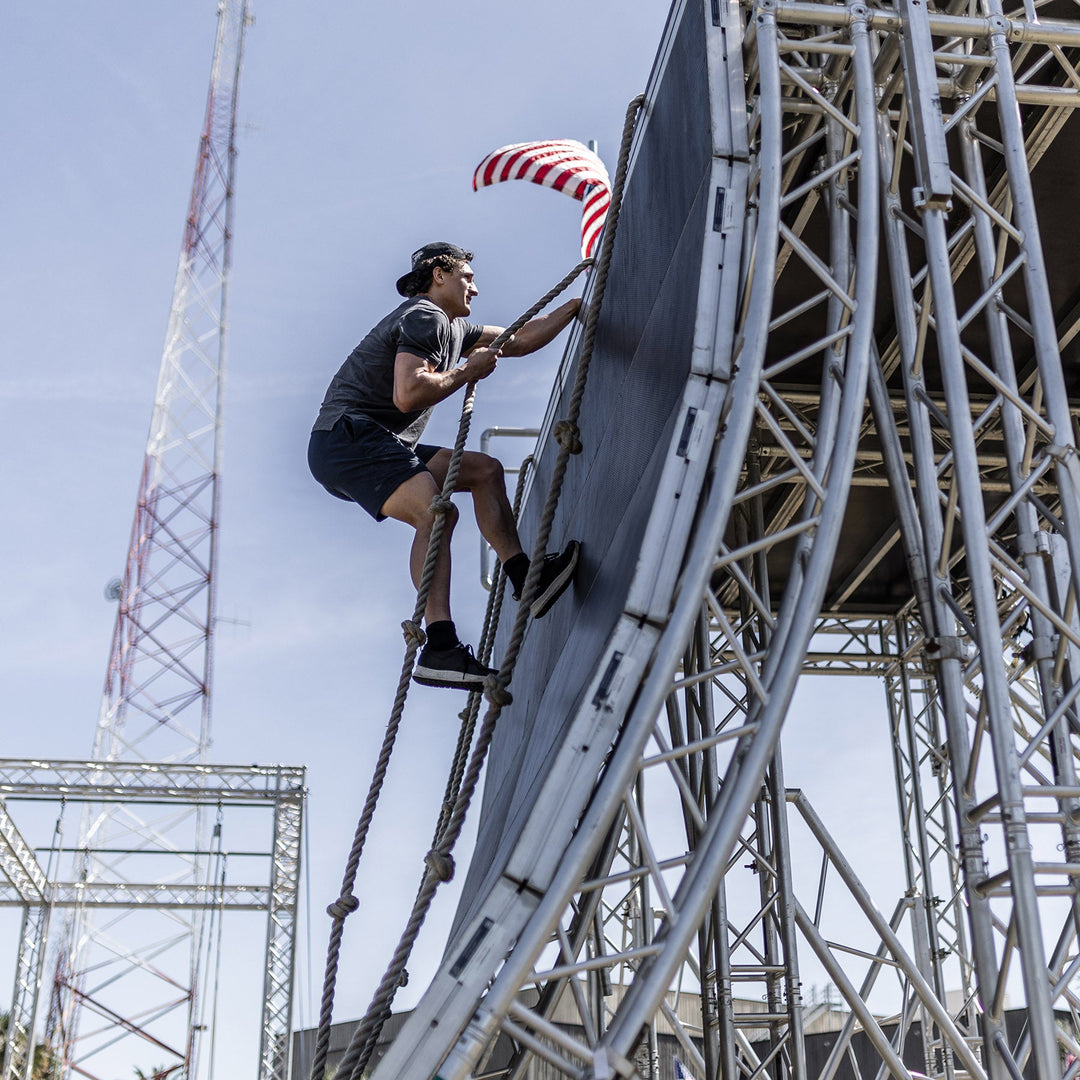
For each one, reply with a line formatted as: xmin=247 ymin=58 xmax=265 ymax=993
xmin=307 ymin=415 xmax=442 ymax=521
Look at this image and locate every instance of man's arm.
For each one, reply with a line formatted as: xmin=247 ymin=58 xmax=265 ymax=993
xmin=468 ymin=297 xmax=582 ymax=357
xmin=392 ymin=346 xmax=501 ymax=413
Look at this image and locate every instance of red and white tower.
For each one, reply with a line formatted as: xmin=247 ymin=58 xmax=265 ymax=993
xmin=48 ymin=3 xmax=253 ymax=1077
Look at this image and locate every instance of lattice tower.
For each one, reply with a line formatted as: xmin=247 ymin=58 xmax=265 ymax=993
xmin=47 ymin=4 xmax=252 ymax=1078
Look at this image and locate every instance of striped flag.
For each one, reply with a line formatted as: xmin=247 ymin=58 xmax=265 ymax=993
xmin=674 ymin=1056 xmax=697 ymax=1080
xmin=473 ymin=139 xmax=612 ymax=259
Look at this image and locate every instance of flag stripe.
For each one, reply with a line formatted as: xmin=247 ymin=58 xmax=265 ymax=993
xmin=474 ymin=138 xmax=612 ymax=258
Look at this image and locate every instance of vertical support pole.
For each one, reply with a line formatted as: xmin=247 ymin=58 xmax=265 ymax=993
xmin=695 ymin=606 xmax=736 ymax=1080
xmin=896 ymin=0 xmax=1059 ymax=1073
xmin=876 ymin=70 xmax=1007 ymax=1080
xmin=631 ymin=775 xmax=660 ymax=1079
xmin=956 ymin=107 xmax=1080 ymax=1049
xmin=748 ymin=432 xmax=807 ymax=1080
xmin=883 ymin=619 xmax=961 ymax=1080
xmin=765 ymin=756 xmax=808 ymax=1080
xmin=980 ymin=2 xmax=1080 ymax=592
xmin=4 ymin=905 xmax=50 ymax=1080
xmin=259 ymin=787 xmax=303 ymax=1080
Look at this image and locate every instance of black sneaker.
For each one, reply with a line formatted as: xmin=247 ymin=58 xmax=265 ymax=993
xmin=413 ymin=641 xmax=496 ymax=690
xmin=523 ymin=540 xmax=581 ymax=619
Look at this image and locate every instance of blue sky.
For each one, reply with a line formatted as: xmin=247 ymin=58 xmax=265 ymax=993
xmin=0 ymin=4 xmax=905 ymax=1078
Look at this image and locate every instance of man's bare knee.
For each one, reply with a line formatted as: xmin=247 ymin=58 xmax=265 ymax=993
xmin=381 ymin=470 xmax=448 ymax=528
xmin=412 ymin=499 xmax=458 ymax=533
xmin=474 ymin=453 xmax=505 ymax=490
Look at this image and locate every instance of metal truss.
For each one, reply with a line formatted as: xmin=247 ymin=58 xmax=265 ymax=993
xmin=366 ymin=0 xmax=1080 ymax=1075
xmin=862 ymin=0 xmax=1080 ymax=1071
xmin=5 ymin=905 xmax=51 ymax=1080
xmin=260 ymin=794 xmax=304 ymax=1080
xmin=0 ymin=760 xmax=303 ymax=1080
xmin=882 ymin=620 xmax=979 ymax=1080
xmin=44 ymin=4 xmax=258 ymax=1080
xmin=0 ymin=882 xmax=271 ymax=910
xmin=0 ymin=761 xmax=304 ymax=803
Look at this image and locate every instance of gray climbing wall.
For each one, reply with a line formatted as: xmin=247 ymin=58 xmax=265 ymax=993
xmin=450 ymin=0 xmax=714 ymax=943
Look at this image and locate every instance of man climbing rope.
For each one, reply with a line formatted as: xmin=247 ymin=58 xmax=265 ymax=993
xmin=308 ymin=242 xmax=582 ymax=690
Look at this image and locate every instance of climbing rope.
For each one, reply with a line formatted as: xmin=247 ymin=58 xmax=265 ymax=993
xmin=336 ymin=462 xmax=535 ymax=1075
xmin=308 ymin=267 xmax=591 ymax=1080
xmin=431 ymin=456 xmax=534 ymax=847
xmin=307 ymin=269 xmax=589 ymax=1080
xmin=310 ymin=93 xmax=645 ymax=1080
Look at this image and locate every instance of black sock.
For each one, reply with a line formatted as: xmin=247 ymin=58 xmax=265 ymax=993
xmin=426 ymin=620 xmax=458 ymax=651
xmin=503 ymin=553 xmax=530 ymax=595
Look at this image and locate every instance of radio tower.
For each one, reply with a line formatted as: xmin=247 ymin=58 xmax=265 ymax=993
xmin=48 ymin=3 xmax=252 ymax=1078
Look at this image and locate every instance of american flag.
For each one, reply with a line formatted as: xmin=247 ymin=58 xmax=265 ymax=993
xmin=674 ymin=1056 xmax=697 ymax=1080
xmin=473 ymin=139 xmax=612 ymax=259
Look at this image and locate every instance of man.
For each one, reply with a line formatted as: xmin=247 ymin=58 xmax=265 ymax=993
xmin=308 ymin=242 xmax=581 ymax=690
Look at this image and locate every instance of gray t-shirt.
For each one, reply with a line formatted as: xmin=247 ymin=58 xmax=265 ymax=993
xmin=313 ymin=297 xmax=483 ymax=447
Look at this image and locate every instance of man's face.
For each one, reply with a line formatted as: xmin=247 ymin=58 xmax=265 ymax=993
xmin=434 ymin=261 xmax=478 ymax=318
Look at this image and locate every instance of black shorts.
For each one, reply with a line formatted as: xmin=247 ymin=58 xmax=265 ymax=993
xmin=308 ymin=416 xmax=442 ymax=521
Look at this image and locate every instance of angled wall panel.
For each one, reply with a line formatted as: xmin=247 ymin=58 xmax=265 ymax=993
xmin=450 ymin=0 xmax=719 ymax=944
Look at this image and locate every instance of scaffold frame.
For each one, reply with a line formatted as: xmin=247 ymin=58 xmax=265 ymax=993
xmin=0 ymin=760 xmax=304 ymax=1080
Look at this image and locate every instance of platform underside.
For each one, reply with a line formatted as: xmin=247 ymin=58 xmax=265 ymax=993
xmin=746 ymin=80 xmax=1080 ymax=616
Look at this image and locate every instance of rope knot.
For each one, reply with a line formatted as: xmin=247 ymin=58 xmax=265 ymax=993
xmin=425 ymin=849 xmax=455 ymax=882
xmin=327 ymin=893 xmax=359 ymax=920
xmin=428 ymin=495 xmax=453 ymax=516
xmin=484 ymin=675 xmax=514 ymax=708
xmin=553 ymin=419 xmax=583 ymax=454
xmin=401 ymin=620 xmax=427 ymax=646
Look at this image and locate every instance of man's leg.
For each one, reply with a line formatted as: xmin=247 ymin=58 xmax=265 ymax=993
xmin=424 ymin=449 xmax=523 ymax=563
xmin=379 ymin=470 xmax=457 ymax=626
xmin=380 ymin=468 xmax=495 ymax=690
xmin=424 ymin=448 xmax=581 ymax=619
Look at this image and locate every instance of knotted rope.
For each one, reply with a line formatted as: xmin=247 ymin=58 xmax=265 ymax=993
xmin=307 ymin=262 xmax=593 ymax=1080
xmin=431 ymin=456 xmax=534 ymax=848
xmin=327 ymin=93 xmax=645 ymax=1080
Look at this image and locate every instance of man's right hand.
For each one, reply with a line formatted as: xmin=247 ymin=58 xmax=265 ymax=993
xmin=463 ymin=345 xmax=501 ymax=382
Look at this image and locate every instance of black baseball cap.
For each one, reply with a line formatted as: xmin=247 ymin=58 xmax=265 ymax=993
xmin=395 ymin=242 xmax=472 ymax=297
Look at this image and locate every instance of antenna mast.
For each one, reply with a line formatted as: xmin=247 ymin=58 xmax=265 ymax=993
xmin=49 ymin=3 xmax=252 ymax=1077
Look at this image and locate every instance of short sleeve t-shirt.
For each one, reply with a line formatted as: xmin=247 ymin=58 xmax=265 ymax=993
xmin=313 ymin=297 xmax=483 ymax=447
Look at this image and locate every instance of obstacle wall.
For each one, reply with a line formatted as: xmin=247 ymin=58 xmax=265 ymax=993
xmin=450 ymin=0 xmax=718 ymax=944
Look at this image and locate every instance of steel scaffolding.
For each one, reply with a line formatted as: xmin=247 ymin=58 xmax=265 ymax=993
xmin=0 ymin=761 xmax=303 ymax=1080
xmin=366 ymin=0 xmax=1080 ymax=1075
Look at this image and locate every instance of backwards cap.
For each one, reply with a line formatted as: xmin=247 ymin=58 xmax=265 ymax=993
xmin=395 ymin=242 xmax=472 ymax=297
